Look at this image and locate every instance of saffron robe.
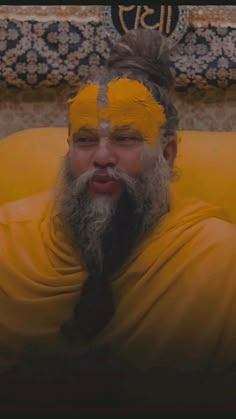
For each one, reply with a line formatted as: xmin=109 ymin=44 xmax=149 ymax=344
xmin=0 ymin=191 xmax=236 ymax=373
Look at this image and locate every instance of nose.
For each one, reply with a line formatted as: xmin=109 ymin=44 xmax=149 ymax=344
xmin=93 ymin=138 xmax=117 ymax=168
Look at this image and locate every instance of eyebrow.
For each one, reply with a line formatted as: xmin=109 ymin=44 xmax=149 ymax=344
xmin=72 ymin=125 xmax=144 ymax=140
xmin=112 ymin=125 xmax=143 ymax=136
xmin=72 ymin=128 xmax=98 ymax=141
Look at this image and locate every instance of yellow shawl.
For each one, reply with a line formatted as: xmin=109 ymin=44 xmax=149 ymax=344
xmin=0 ymin=192 xmax=236 ymax=373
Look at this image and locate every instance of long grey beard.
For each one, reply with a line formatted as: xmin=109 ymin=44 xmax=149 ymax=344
xmin=57 ymin=151 xmax=171 ymax=279
xmin=57 ymin=151 xmax=171 ymax=339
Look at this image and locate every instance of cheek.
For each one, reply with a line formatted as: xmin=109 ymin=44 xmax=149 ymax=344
xmin=69 ymin=148 xmax=90 ymax=177
xmin=118 ymin=147 xmax=144 ymax=177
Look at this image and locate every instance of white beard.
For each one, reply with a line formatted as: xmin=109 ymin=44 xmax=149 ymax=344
xmin=56 ymin=149 xmax=171 ymax=277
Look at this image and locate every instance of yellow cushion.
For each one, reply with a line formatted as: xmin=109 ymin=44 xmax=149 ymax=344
xmin=0 ymin=127 xmax=68 ymax=203
xmin=0 ymin=127 xmax=236 ymax=223
xmin=172 ymin=130 xmax=236 ymax=223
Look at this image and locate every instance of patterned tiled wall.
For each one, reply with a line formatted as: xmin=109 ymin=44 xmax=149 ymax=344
xmin=0 ymin=5 xmax=235 ymax=139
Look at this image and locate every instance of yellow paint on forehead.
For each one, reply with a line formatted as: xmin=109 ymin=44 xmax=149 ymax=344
xmin=69 ymin=78 xmax=166 ymax=146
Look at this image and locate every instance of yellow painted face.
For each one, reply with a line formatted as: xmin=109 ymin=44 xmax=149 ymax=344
xmin=68 ymin=78 xmax=166 ymax=146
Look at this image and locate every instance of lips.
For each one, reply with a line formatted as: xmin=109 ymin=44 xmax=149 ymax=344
xmin=89 ymin=174 xmax=120 ymax=194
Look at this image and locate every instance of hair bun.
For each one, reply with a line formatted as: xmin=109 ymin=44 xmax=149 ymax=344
xmin=106 ymin=29 xmax=174 ymax=90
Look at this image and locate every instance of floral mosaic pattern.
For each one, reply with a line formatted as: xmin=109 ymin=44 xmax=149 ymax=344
xmin=0 ymin=14 xmax=235 ymax=90
xmin=0 ymin=6 xmax=235 ymax=137
xmin=172 ymin=26 xmax=236 ymax=90
xmin=0 ymin=20 xmax=112 ymax=89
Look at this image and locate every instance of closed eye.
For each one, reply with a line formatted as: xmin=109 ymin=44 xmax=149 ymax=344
xmin=74 ymin=137 xmax=97 ymax=145
xmin=114 ymin=136 xmax=142 ymax=144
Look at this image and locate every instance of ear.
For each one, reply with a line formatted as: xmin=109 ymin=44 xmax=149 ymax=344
xmin=163 ymin=137 xmax=177 ymax=167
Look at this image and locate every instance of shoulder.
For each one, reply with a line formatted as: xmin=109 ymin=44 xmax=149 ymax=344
xmin=183 ymin=217 xmax=236 ymax=279
xmin=195 ymin=217 xmax=236 ymax=248
xmin=167 ymin=197 xmax=236 ymax=247
xmin=148 ymin=200 xmax=236 ymax=270
xmin=0 ymin=191 xmax=53 ymax=224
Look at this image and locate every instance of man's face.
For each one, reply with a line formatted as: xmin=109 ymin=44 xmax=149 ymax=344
xmin=59 ymin=78 xmax=173 ymax=276
xmin=69 ymin=124 xmax=145 ymax=201
xmin=67 ymin=78 xmax=167 ymax=201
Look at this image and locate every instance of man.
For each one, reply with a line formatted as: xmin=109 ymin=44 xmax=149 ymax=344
xmin=0 ymin=29 xmax=236 ymax=409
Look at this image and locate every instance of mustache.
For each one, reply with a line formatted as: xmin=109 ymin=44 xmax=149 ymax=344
xmin=73 ymin=166 xmax=139 ymax=195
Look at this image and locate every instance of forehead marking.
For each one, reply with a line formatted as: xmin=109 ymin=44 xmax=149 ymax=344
xmin=69 ymin=79 xmax=166 ymax=146
xmin=97 ymin=83 xmax=111 ymax=133
xmin=97 ymin=83 xmax=108 ymax=110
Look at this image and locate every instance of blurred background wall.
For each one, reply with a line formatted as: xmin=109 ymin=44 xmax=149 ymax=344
xmin=0 ymin=5 xmax=235 ymax=139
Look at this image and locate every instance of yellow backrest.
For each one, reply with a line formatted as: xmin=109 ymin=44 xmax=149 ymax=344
xmin=172 ymin=130 xmax=236 ymax=223
xmin=0 ymin=127 xmax=236 ymax=222
xmin=0 ymin=127 xmax=68 ymax=203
